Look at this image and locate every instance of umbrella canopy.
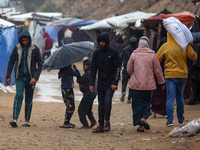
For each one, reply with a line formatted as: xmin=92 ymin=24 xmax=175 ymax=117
xmin=43 ymin=41 xmax=94 ymax=70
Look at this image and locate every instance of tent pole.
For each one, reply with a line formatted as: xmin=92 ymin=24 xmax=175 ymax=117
xmin=156 ymin=21 xmax=162 ymax=49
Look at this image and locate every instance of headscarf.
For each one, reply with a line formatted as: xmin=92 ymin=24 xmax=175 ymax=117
xmin=138 ymin=36 xmax=149 ymax=48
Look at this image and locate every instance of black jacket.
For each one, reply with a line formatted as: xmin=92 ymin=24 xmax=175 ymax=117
xmin=90 ymin=33 xmax=120 ymax=87
xmin=77 ymin=69 xmax=96 ymax=98
xmin=120 ymin=45 xmax=136 ymax=70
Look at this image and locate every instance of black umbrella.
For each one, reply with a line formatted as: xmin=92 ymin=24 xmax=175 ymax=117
xmin=43 ymin=41 xmax=94 ymax=70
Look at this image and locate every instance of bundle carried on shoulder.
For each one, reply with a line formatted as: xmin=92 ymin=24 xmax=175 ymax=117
xmin=163 ymin=17 xmax=193 ymax=51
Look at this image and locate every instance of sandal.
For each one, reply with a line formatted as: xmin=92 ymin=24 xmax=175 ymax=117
xmin=22 ymin=122 xmax=31 ymax=127
xmin=59 ymin=123 xmax=76 ymax=128
xmin=137 ymin=127 xmax=145 ymax=132
xmin=139 ymin=120 xmax=150 ymax=130
xmin=93 ymin=126 xmax=104 ymax=133
xmin=10 ymin=120 xmax=17 ymax=127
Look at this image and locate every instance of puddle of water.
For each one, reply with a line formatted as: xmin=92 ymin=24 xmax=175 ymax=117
xmin=34 ymin=70 xmax=123 ymax=104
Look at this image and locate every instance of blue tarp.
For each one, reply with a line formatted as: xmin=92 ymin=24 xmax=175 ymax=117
xmin=66 ymin=20 xmax=98 ymax=27
xmin=43 ymin=20 xmax=98 ymax=42
xmin=43 ymin=25 xmax=61 ymax=42
xmin=0 ymin=27 xmax=18 ymax=85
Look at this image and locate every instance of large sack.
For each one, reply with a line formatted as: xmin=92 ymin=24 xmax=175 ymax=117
xmin=163 ymin=17 xmax=193 ymax=51
xmin=168 ymin=118 xmax=200 ymax=137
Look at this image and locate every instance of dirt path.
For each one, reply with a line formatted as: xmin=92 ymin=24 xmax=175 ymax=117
xmin=0 ymin=62 xmax=200 ymax=150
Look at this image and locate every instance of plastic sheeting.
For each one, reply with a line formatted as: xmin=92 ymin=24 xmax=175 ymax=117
xmin=44 ymin=25 xmax=61 ymax=42
xmin=80 ymin=11 xmax=156 ymax=30
xmin=29 ymin=21 xmax=44 ymax=52
xmin=0 ymin=27 xmax=18 ymax=85
xmin=144 ymin=11 xmax=195 ymax=25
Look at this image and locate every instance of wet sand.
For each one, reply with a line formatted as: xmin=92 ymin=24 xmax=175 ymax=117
xmin=0 ymin=62 xmax=200 ymax=150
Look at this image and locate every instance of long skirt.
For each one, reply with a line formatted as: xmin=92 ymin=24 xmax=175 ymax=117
xmin=130 ymin=89 xmax=152 ymax=126
xmin=151 ymin=82 xmax=167 ymax=116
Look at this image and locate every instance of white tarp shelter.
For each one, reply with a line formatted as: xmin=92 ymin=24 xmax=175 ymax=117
xmin=0 ymin=0 xmax=8 ymax=7
xmin=80 ymin=11 xmax=156 ymax=30
xmin=7 ymin=12 xmax=62 ymax=22
xmin=0 ymin=18 xmax=15 ymax=28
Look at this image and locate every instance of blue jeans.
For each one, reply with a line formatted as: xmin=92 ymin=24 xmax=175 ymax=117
xmin=165 ymin=78 xmax=187 ymax=124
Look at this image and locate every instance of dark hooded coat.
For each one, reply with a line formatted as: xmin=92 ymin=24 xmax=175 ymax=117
xmin=90 ymin=32 xmax=120 ymax=87
xmin=120 ymin=39 xmax=138 ymax=70
xmin=6 ymin=29 xmax=43 ymax=81
xmin=77 ymin=60 xmax=96 ymax=98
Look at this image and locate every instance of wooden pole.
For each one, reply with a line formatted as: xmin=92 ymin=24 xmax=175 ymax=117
xmin=156 ymin=21 xmax=162 ymax=49
xmin=150 ymin=30 xmax=154 ymax=49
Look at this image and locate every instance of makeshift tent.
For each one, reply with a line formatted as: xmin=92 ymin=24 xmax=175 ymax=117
xmin=0 ymin=0 xmax=9 ymax=7
xmin=68 ymin=20 xmax=98 ymax=27
xmin=143 ymin=11 xmax=196 ymax=50
xmin=7 ymin=12 xmax=62 ymax=23
xmin=107 ymin=11 xmax=156 ymax=29
xmin=80 ymin=11 xmax=156 ymax=30
xmin=42 ymin=17 xmax=84 ymax=42
xmin=0 ymin=19 xmax=18 ymax=85
xmin=26 ymin=12 xmax=63 ymax=52
xmin=144 ymin=11 xmax=195 ymax=25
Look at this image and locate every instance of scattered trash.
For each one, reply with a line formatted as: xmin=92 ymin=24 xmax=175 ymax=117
xmin=169 ymin=118 xmax=200 ymax=137
xmin=143 ymin=139 xmax=151 ymax=141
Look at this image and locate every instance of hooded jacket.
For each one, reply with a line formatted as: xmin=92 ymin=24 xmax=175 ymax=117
xmin=77 ymin=60 xmax=96 ymax=98
xmin=6 ymin=29 xmax=43 ymax=81
xmin=90 ymin=32 xmax=120 ymax=87
xmin=120 ymin=40 xmax=138 ymax=70
xmin=156 ymin=32 xmax=197 ymax=79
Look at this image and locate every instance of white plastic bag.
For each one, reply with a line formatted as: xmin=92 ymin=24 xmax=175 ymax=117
xmin=163 ymin=17 xmax=193 ymax=51
xmin=168 ymin=118 xmax=200 ymax=137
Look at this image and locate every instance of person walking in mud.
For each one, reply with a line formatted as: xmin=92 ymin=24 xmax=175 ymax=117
xmin=120 ymin=37 xmax=138 ymax=103
xmin=77 ymin=58 xmax=97 ymax=129
xmin=156 ymin=32 xmax=197 ymax=127
xmin=90 ymin=32 xmax=120 ymax=133
xmin=127 ymin=36 xmax=165 ymax=132
xmin=6 ymin=29 xmax=43 ymax=127
xmin=58 ymin=64 xmax=80 ymax=128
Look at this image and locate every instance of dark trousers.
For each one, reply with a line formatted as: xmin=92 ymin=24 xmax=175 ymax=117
xmin=78 ymin=96 xmax=96 ymax=126
xmin=122 ymin=69 xmax=131 ymax=100
xmin=61 ymin=88 xmax=75 ymax=125
xmin=42 ymin=51 xmax=51 ymax=62
xmin=97 ymin=85 xmax=114 ymax=127
xmin=188 ymin=79 xmax=200 ymax=104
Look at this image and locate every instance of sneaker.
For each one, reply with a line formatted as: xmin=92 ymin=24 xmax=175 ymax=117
xmin=93 ymin=126 xmax=104 ymax=133
xmin=179 ymin=121 xmax=184 ymax=124
xmin=120 ymin=92 xmax=125 ymax=102
xmin=167 ymin=122 xmax=174 ymax=127
xmin=104 ymin=121 xmax=110 ymax=132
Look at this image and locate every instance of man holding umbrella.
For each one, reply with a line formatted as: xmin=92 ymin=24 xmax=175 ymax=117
xmin=90 ymin=32 xmax=120 ymax=133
